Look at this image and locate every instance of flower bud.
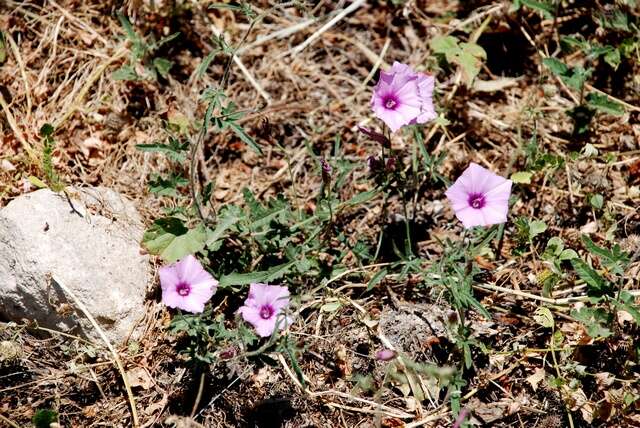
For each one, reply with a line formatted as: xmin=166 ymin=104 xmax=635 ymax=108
xmin=320 ymin=158 xmax=332 ymax=185
xmin=375 ymin=348 xmax=397 ymax=361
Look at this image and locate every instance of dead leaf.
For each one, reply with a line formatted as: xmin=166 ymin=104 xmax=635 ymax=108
xmin=628 ymin=159 xmax=640 ymax=184
xmin=580 ymin=221 xmax=598 ymax=234
xmin=567 ymin=387 xmax=595 ymax=424
xmin=127 ymin=366 xmax=153 ymax=390
xmin=594 ymin=372 xmax=614 ymax=389
xmin=0 ymin=159 xmax=16 ymax=171
xmin=473 ymin=77 xmax=519 ymax=92
xmin=617 ymin=309 xmax=634 ymax=325
xmin=164 ymin=416 xmax=206 ymax=428
xmin=251 ymin=366 xmax=272 ymax=388
xmin=78 ymin=136 xmax=104 ymax=157
xmin=475 ymin=255 xmax=496 ymax=270
xmin=526 ymin=368 xmax=545 ymax=391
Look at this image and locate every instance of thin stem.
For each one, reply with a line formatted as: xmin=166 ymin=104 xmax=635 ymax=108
xmin=550 ymin=325 xmax=575 ymax=428
xmin=190 ymin=2 xmax=293 ymax=225
xmin=191 ymin=369 xmax=206 ymax=417
xmin=616 ymin=246 xmax=640 ymax=303
xmin=496 ymin=122 xmax=526 ymax=259
xmin=277 ymin=142 xmax=303 ymax=220
xmin=373 ymin=192 xmax=389 ymax=261
xmin=401 ymin=186 xmax=413 ymax=258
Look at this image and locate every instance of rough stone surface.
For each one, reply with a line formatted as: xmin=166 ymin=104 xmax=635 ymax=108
xmin=379 ymin=303 xmax=451 ymax=359
xmin=0 ymin=187 xmax=150 ymax=344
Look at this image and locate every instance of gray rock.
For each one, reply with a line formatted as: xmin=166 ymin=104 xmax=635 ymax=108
xmin=0 ymin=187 xmax=150 ymax=344
xmin=379 ymin=303 xmax=452 ymax=359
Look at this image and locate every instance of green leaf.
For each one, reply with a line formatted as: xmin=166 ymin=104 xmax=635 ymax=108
xmin=228 ymin=122 xmax=262 ymax=155
xmin=603 ymin=47 xmax=621 ymax=69
xmin=206 ymin=205 xmax=243 ymax=251
xmin=197 ymin=50 xmax=219 ymax=78
xmin=154 ymin=32 xmax=180 ymax=50
xmin=460 ymin=42 xmax=486 ymax=59
xmin=430 ymin=36 xmax=485 ymax=85
xmin=570 ymin=258 xmax=608 ymax=294
xmin=0 ymin=32 xmax=6 ymax=64
xmin=142 ymin=217 xmax=207 ymax=262
xmin=511 ymin=171 xmax=533 ymax=184
xmin=586 ymin=93 xmax=624 ymax=116
xmin=342 ymin=189 xmax=380 ymax=207
xmin=117 ymin=12 xmax=142 ymax=47
xmin=581 ymin=235 xmax=614 ymax=262
xmin=136 ymin=138 xmax=189 ymax=162
xmin=562 ymin=66 xmax=591 ymax=91
xmin=320 ymin=301 xmax=342 ymax=312
xmin=544 ymin=236 xmax=564 ymax=257
xmin=561 ymin=35 xmax=589 ymax=51
xmin=456 ymin=48 xmax=484 ymax=85
xmin=615 ymin=300 xmax=640 ymax=325
xmin=533 ymin=307 xmax=554 ymax=329
xmin=160 ymin=225 xmax=207 ymax=262
xmin=542 ymin=57 xmax=568 ymax=76
xmin=112 ymin=65 xmax=140 ymax=81
xmin=33 ymin=409 xmax=58 ymax=428
xmin=40 ymin=123 xmax=55 ymax=137
xmin=218 ymin=262 xmax=294 ymax=288
xmin=589 ymin=193 xmax=604 ymax=210
xmin=430 ymin=35 xmax=459 ymax=55
xmin=567 ymin=105 xmax=595 ymax=135
xmin=367 ymin=268 xmax=387 ymax=291
xmin=148 ymin=173 xmax=188 ymax=197
xmin=153 ymin=57 xmax=173 ymax=78
xmin=559 ymin=249 xmax=578 ymax=261
xmin=208 ymin=3 xmax=243 ymax=11
xmin=521 ymin=0 xmax=555 ymax=19
xmin=571 ymin=307 xmax=612 ymax=338
xmin=528 ymin=220 xmax=547 ymax=241
xmin=28 ymin=175 xmax=48 ymax=189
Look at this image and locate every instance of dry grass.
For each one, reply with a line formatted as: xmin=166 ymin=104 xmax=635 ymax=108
xmin=1 ymin=1 xmax=640 ymax=427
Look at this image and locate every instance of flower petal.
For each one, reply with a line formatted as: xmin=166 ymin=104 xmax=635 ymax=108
xmin=161 ymin=287 xmax=183 ymax=309
xmin=455 ymin=206 xmax=485 ymax=228
xmin=239 ymin=305 xmax=277 ymax=337
xmin=372 ymin=107 xmax=411 ymax=132
xmin=466 ymin=163 xmax=509 ymax=194
xmin=179 ymin=296 xmax=207 ymax=313
xmin=189 ymin=279 xmax=216 ymax=305
xmin=480 ymin=205 xmax=508 ymax=226
xmin=175 ymin=255 xmax=200 ymax=281
xmin=445 ymin=181 xmax=471 ymax=210
xmin=484 ymin=179 xmax=513 ymax=201
xmin=159 ymin=265 xmax=180 ymax=291
xmin=390 ymin=61 xmax=412 ymax=74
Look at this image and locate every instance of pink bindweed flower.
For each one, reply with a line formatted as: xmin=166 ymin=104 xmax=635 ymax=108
xmin=159 ymin=255 xmax=218 ymax=313
xmin=445 ymin=163 xmax=512 ymax=229
xmin=238 ymin=283 xmax=292 ymax=337
xmin=370 ymin=61 xmax=436 ymax=132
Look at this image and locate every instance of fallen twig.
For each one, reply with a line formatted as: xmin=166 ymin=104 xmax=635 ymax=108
xmin=50 ymin=274 xmax=140 ymax=427
xmin=288 ymin=0 xmax=367 ymax=56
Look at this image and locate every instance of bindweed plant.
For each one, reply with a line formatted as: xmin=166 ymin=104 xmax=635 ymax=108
xmin=126 ymin=2 xmax=640 ymax=426
xmin=113 ymin=12 xmax=179 ymax=81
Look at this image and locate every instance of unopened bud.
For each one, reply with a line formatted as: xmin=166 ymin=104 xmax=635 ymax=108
xmin=375 ymin=348 xmax=397 ymax=361
xmin=357 ymin=126 xmax=391 ymax=148
xmin=320 ymin=158 xmax=332 ymax=184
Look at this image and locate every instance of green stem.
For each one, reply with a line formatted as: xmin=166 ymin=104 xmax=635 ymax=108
xmin=191 ymin=369 xmax=206 ymax=417
xmin=401 ymin=186 xmax=413 ymax=258
xmin=373 ymin=192 xmax=389 ymax=261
